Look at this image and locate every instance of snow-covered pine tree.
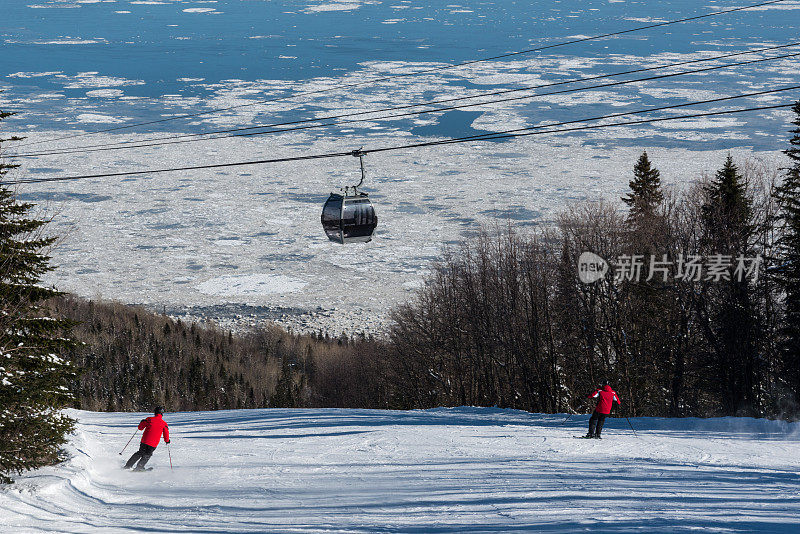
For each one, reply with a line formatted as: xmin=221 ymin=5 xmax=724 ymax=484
xmin=774 ymin=100 xmax=800 ymax=409
xmin=0 ymin=109 xmax=75 ymax=483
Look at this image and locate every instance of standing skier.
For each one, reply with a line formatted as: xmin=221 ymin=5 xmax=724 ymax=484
xmin=124 ymin=406 xmax=170 ymax=471
xmin=584 ymin=381 xmax=620 ymax=439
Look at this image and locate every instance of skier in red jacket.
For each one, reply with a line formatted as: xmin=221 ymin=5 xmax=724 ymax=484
xmin=124 ymin=406 xmax=170 ymax=471
xmin=585 ymin=381 xmax=620 ymax=439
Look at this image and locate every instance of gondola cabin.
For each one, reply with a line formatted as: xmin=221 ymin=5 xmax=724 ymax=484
xmin=321 ymin=149 xmax=378 ymax=244
xmin=321 ymin=191 xmax=377 ymax=244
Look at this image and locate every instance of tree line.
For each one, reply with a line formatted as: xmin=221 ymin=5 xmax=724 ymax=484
xmin=52 ymin=295 xmax=390 ymax=412
xmin=387 ymin=103 xmax=800 ymax=418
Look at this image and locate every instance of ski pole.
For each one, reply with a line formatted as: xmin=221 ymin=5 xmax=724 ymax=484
xmin=624 ymin=415 xmax=638 ymax=437
xmin=119 ymin=429 xmax=139 ymax=455
xmin=167 ymin=442 xmax=173 ymax=471
xmin=560 ymin=400 xmax=585 ymax=424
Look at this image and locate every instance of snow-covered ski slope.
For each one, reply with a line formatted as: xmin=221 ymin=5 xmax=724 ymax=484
xmin=2 ymin=408 xmax=799 ymax=533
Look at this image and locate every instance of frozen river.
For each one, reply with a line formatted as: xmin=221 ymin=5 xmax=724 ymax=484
xmin=0 ymin=0 xmax=798 ymax=334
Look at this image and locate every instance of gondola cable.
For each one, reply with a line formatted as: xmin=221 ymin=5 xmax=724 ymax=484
xmin=3 ymin=90 xmax=796 ymax=186
xmin=9 ymin=0 xmax=790 ymax=149
xmin=12 ymin=47 xmax=800 ymax=158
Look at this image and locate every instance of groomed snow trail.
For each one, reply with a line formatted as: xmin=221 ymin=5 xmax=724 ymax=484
xmin=1 ymin=408 xmax=799 ymax=533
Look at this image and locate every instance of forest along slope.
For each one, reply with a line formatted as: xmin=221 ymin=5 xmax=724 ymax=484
xmin=0 ymin=408 xmax=798 ymax=532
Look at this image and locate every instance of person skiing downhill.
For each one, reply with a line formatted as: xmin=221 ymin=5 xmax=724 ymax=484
xmin=584 ymin=381 xmax=621 ymax=439
xmin=124 ymin=406 xmax=170 ymax=471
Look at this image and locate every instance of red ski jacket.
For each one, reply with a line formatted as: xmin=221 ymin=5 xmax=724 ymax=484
xmin=138 ymin=414 xmax=169 ymax=448
xmin=588 ymin=385 xmax=621 ymax=415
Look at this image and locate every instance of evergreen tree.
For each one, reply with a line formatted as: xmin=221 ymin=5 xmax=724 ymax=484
xmin=620 ymin=152 xmax=669 ymax=415
xmin=774 ymin=100 xmax=800 ymax=407
xmin=702 ymin=154 xmax=753 ymax=246
xmin=0 ymin=109 xmax=75 ymax=483
xmin=700 ymin=155 xmax=760 ymax=415
xmin=269 ymin=359 xmax=297 ymax=407
xmin=622 ymin=151 xmax=664 ymax=223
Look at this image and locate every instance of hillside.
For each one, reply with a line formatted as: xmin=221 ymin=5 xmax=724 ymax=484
xmin=51 ymin=295 xmax=389 ymax=412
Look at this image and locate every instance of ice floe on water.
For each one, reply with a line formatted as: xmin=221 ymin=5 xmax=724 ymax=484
xmin=62 ymin=72 xmax=145 ymax=89
xmin=1 ymin=0 xmax=798 ymax=334
xmin=196 ymin=274 xmax=308 ymax=296
xmin=73 ymin=113 xmax=130 ymax=123
xmin=743 ymin=0 xmax=800 ymax=10
xmin=302 ymin=1 xmax=371 ymax=14
xmin=182 ymin=7 xmax=221 ymax=14
xmin=85 ymin=89 xmax=125 ymax=98
xmin=7 ymin=71 xmax=63 ymax=78
xmin=27 ymin=3 xmax=82 ymax=8
xmin=13 ymin=126 xmax=785 ymax=335
xmin=16 ymin=38 xmax=107 ymax=45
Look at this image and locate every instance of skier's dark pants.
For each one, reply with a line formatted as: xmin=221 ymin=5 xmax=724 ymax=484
xmin=588 ymin=411 xmax=606 ymax=437
xmin=125 ymin=443 xmax=156 ymax=469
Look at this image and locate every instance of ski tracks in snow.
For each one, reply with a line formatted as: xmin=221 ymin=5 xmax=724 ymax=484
xmin=1 ymin=407 xmax=799 ymax=532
